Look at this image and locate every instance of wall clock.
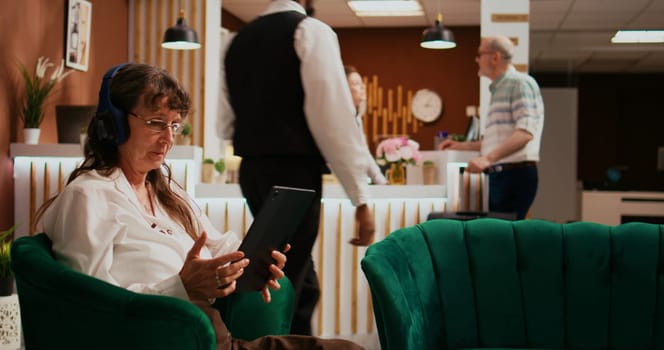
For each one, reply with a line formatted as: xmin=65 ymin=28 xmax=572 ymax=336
xmin=411 ymin=89 xmax=443 ymax=123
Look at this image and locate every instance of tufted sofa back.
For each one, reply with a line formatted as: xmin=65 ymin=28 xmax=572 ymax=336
xmin=361 ymin=218 xmax=664 ymax=350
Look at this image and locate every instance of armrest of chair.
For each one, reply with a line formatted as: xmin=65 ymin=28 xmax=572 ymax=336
xmin=361 ymin=228 xmax=442 ymax=350
xmin=214 ymin=276 xmax=295 ymax=340
xmin=12 ymin=233 xmax=296 ymax=348
xmin=11 ymin=234 xmax=217 ymax=350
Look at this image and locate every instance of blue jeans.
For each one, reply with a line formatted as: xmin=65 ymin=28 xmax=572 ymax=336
xmin=488 ymin=166 xmax=538 ymax=220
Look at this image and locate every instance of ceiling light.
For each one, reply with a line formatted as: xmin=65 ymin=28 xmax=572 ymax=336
xmin=421 ymin=14 xmax=456 ymax=49
xmin=611 ymin=30 xmax=664 ymax=44
xmin=162 ymin=9 xmax=201 ymax=50
xmin=348 ymin=0 xmax=424 ymax=17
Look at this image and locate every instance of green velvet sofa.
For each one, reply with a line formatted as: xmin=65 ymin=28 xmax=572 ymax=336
xmin=361 ymin=218 xmax=664 ymax=350
xmin=11 ymin=233 xmax=294 ymax=350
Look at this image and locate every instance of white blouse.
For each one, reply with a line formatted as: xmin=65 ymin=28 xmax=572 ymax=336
xmin=42 ymin=169 xmax=241 ymax=301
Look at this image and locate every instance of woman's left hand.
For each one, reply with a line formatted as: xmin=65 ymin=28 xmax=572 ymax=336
xmin=261 ymin=244 xmax=290 ymax=303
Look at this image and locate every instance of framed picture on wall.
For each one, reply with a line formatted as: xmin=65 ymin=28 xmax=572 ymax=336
xmin=65 ymin=0 xmax=92 ymax=72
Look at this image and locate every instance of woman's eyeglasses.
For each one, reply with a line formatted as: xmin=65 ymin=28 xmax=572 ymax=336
xmin=128 ymin=112 xmax=184 ymax=135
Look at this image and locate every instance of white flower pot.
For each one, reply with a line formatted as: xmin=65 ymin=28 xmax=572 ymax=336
xmin=0 ymin=294 xmax=21 ymax=350
xmin=23 ymin=128 xmax=41 ymax=144
xmin=215 ymin=172 xmax=227 ymax=184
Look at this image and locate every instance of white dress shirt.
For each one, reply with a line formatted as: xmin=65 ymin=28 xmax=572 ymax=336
xmin=219 ymin=0 xmax=375 ymax=206
xmin=43 ymin=169 xmax=241 ymax=301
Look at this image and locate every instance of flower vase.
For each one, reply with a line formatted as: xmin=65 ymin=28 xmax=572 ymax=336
xmin=386 ymin=163 xmax=407 ymax=185
xmin=23 ymin=128 xmax=41 ymax=144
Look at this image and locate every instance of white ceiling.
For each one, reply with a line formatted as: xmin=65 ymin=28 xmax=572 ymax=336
xmin=222 ymin=0 xmax=664 ymax=73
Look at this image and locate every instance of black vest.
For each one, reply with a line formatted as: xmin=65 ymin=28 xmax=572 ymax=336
xmin=225 ymin=11 xmax=322 ymax=159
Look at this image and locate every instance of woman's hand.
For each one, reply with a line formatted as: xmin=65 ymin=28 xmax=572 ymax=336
xmin=260 ymin=244 xmax=290 ymax=303
xmin=179 ymin=232 xmax=250 ymax=301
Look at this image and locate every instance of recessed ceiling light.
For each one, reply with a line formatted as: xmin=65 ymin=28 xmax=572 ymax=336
xmin=348 ymin=0 xmax=424 ymax=17
xmin=611 ymin=30 xmax=664 ymax=44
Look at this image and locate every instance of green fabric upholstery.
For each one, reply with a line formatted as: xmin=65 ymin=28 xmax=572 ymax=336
xmin=11 ymin=233 xmax=294 ymax=349
xmin=215 ymin=276 xmax=294 ymax=340
xmin=361 ymin=218 xmax=664 ymax=350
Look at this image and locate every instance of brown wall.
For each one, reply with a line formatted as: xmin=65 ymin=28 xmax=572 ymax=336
xmin=222 ymin=8 xmax=245 ymax=31
xmin=336 ymin=27 xmax=480 ymax=150
xmin=0 ymin=0 xmax=129 ymax=230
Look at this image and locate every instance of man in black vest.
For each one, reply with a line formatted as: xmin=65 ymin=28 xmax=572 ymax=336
xmin=220 ymin=0 xmax=378 ymax=336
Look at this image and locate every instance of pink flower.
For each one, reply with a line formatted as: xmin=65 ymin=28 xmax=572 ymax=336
xmin=375 ymin=137 xmax=422 ymax=166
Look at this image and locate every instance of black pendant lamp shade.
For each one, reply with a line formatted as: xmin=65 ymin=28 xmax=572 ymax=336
xmin=162 ymin=9 xmax=201 ymax=50
xmin=421 ymin=14 xmax=456 ymax=49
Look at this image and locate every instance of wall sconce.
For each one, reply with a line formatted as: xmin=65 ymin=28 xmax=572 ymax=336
xmin=162 ymin=9 xmax=201 ymax=50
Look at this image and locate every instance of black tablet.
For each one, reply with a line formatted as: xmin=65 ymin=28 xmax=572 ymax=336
xmin=235 ymin=185 xmax=316 ymax=292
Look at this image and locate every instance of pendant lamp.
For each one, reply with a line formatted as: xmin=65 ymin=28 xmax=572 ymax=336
xmin=162 ymin=9 xmax=201 ymax=50
xmin=421 ymin=13 xmax=456 ymax=49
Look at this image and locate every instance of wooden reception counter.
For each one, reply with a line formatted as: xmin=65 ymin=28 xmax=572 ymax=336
xmin=194 ymin=183 xmax=446 ymax=347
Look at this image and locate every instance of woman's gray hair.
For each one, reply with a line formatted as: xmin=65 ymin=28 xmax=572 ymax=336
xmin=486 ymin=35 xmax=514 ymax=62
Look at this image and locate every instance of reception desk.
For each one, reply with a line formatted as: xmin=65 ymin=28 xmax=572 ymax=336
xmin=408 ymin=150 xmax=487 ymax=212
xmin=195 ymin=183 xmax=446 ymax=347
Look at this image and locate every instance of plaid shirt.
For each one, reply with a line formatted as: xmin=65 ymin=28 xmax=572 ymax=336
xmin=481 ymin=65 xmax=544 ymax=164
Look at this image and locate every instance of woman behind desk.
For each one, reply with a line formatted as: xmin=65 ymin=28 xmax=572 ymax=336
xmin=345 ymin=65 xmax=386 ymax=185
xmin=36 ymin=63 xmax=362 ymax=350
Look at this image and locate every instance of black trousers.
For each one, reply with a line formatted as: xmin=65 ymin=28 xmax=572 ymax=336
xmin=488 ymin=165 xmax=538 ymax=220
xmin=239 ymin=156 xmax=323 ymax=335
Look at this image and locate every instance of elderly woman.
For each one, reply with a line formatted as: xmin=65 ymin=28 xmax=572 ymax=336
xmin=344 ymin=65 xmax=386 ymax=185
xmin=37 ymin=63 xmax=362 ymax=350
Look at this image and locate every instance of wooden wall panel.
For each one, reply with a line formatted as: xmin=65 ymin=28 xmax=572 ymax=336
xmin=337 ymin=27 xmax=481 ymax=151
xmin=131 ymin=0 xmax=205 ymax=147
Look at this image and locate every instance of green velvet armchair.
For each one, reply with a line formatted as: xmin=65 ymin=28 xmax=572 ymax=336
xmin=11 ymin=233 xmax=294 ymax=350
xmin=361 ymin=218 xmax=664 ymax=350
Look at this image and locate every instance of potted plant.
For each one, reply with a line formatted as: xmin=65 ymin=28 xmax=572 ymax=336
xmin=214 ymin=159 xmax=226 ymax=183
xmin=422 ymin=160 xmax=438 ymax=185
xmin=0 ymin=225 xmax=15 ymax=296
xmin=18 ymin=56 xmax=74 ymax=144
xmin=449 ymin=134 xmax=467 ymax=142
xmin=175 ymin=123 xmax=192 ymax=145
xmin=202 ymin=158 xmax=215 ymax=183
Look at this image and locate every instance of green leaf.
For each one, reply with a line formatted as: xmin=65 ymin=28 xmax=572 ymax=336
xmin=214 ymin=159 xmax=226 ymax=173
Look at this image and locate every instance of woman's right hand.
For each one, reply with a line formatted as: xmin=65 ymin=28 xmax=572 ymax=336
xmin=179 ymin=232 xmax=250 ymax=301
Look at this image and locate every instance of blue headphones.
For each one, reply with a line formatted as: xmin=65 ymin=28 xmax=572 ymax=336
xmin=96 ymin=63 xmax=129 ymax=145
